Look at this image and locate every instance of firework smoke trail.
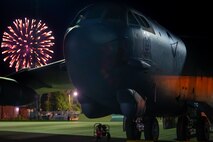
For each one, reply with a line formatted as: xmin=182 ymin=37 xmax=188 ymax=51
xmin=1 ymin=18 xmax=55 ymax=71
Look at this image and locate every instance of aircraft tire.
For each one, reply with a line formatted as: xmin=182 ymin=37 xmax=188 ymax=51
xmin=196 ymin=116 xmax=210 ymax=141
xmin=125 ymin=117 xmax=141 ymax=140
xmin=106 ymin=132 xmax=111 ymax=142
xmin=144 ymin=117 xmax=159 ymax=140
xmin=176 ymin=115 xmax=190 ymax=141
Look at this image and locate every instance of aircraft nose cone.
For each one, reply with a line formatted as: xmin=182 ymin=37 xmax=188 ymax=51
xmin=64 ymin=25 xmax=119 ymax=92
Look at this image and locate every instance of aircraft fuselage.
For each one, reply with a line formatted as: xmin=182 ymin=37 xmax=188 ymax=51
xmin=64 ymin=3 xmax=188 ymax=118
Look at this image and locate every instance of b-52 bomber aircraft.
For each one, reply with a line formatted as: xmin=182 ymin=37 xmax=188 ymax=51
xmin=0 ymin=2 xmax=212 ymax=141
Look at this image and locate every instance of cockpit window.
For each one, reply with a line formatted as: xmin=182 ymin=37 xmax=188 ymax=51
xmin=128 ymin=11 xmax=139 ymax=25
xmin=130 ymin=10 xmax=155 ymax=34
xmin=134 ymin=14 xmax=150 ymax=28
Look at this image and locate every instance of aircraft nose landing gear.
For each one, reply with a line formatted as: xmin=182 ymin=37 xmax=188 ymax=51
xmin=124 ymin=117 xmax=142 ymax=140
xmin=135 ymin=117 xmax=144 ymax=132
xmin=144 ymin=116 xmax=159 ymax=141
xmin=124 ymin=116 xmax=159 ymax=141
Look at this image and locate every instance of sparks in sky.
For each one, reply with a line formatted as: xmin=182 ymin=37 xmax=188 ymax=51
xmin=1 ymin=18 xmax=55 ymax=72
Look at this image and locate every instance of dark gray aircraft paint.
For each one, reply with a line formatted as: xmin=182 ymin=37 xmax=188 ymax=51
xmin=0 ymin=3 xmax=212 ymax=141
xmin=64 ymin=3 xmax=187 ymax=117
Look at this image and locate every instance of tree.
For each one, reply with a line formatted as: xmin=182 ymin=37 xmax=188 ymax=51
xmin=41 ymin=93 xmax=52 ymax=111
xmin=40 ymin=90 xmax=81 ymax=112
xmin=41 ymin=91 xmax=71 ymax=111
xmin=54 ymin=91 xmax=71 ymax=111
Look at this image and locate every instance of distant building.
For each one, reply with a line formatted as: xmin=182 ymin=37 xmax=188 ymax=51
xmin=0 ymin=106 xmax=30 ymax=120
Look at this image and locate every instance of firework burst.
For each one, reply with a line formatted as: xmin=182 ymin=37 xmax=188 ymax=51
xmin=1 ymin=17 xmax=55 ymax=71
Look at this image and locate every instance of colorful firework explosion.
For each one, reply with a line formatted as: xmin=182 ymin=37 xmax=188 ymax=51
xmin=1 ymin=18 xmax=55 ymax=71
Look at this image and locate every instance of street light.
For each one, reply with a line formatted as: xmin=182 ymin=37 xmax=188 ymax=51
xmin=73 ymin=91 xmax=78 ymax=97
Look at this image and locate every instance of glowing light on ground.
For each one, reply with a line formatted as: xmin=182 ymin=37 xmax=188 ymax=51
xmin=15 ymin=107 xmax=19 ymax=112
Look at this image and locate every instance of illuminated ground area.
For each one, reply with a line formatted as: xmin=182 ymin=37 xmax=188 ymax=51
xmin=0 ymin=116 xmax=213 ymax=142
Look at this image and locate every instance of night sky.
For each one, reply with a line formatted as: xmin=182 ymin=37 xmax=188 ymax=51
xmin=0 ymin=0 xmax=212 ymax=76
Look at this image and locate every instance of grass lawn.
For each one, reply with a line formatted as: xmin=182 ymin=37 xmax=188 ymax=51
xmin=0 ymin=114 xmax=126 ymax=138
xmin=0 ymin=115 xmax=212 ymax=141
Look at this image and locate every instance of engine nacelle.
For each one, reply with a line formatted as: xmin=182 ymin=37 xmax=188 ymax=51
xmin=78 ymin=95 xmax=112 ymax=118
xmin=0 ymin=77 xmax=36 ymax=106
xmin=117 ymin=89 xmax=146 ymax=118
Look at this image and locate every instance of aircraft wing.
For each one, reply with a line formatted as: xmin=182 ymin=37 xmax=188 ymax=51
xmin=0 ymin=76 xmax=37 ymax=105
xmin=6 ymin=59 xmax=72 ymax=95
